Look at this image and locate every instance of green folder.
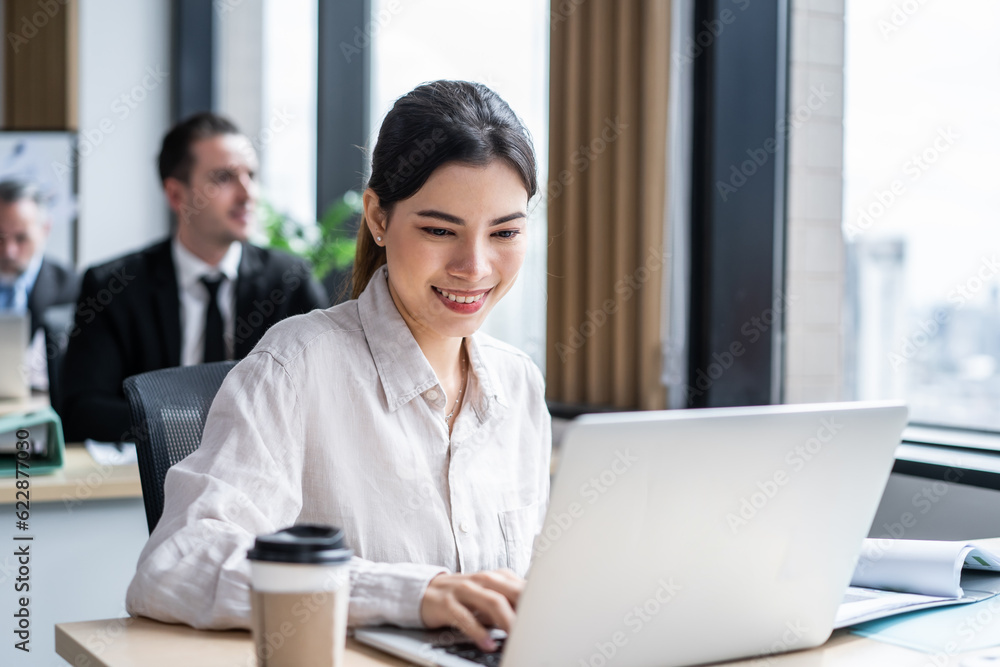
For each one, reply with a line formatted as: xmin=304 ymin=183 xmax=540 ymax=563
xmin=0 ymin=406 xmax=65 ymax=477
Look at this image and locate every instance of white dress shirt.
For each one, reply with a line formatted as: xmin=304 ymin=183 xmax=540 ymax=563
xmin=125 ymin=264 xmax=552 ymax=630
xmin=171 ymin=239 xmax=243 ymax=365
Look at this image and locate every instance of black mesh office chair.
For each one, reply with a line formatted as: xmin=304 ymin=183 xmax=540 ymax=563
xmin=123 ymin=361 xmax=238 ymax=534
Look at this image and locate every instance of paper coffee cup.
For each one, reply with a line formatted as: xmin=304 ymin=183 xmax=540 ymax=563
xmin=247 ymin=525 xmax=353 ymax=667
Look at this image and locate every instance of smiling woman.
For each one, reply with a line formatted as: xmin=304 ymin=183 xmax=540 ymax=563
xmin=366 ymin=162 xmax=529 ymax=349
xmin=351 ymin=80 xmax=537 ymax=299
xmin=125 ymin=80 xmax=551 ymax=655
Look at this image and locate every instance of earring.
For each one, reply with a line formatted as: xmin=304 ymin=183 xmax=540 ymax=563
xmin=376 ymin=235 xmax=382 ymax=242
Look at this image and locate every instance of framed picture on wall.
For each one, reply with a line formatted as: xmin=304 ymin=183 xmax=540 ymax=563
xmin=0 ymin=132 xmax=77 ymax=267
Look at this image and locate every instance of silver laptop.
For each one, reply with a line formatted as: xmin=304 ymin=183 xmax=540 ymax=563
xmin=0 ymin=314 xmax=29 ymax=399
xmin=355 ymin=401 xmax=908 ymax=667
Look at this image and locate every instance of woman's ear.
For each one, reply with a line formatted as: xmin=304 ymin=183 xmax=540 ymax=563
xmin=362 ymin=189 xmax=387 ymax=244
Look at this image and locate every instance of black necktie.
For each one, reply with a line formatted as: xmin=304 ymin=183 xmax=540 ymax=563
xmin=200 ymin=275 xmax=226 ymax=363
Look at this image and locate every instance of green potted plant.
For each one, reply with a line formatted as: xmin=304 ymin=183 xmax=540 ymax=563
xmin=258 ymin=191 xmax=362 ymax=304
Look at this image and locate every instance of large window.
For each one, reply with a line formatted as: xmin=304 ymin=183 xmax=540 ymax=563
xmin=216 ymin=0 xmax=319 ymax=230
xmin=370 ymin=0 xmax=549 ymax=368
xmin=844 ymin=0 xmax=1000 ymax=432
xmin=260 ymin=0 xmax=318 ymax=227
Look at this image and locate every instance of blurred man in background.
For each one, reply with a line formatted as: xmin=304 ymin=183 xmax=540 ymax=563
xmin=0 ymin=179 xmax=79 ymax=391
xmin=62 ymin=112 xmax=326 ymax=442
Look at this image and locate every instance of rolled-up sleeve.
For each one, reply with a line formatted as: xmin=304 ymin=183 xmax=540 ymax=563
xmin=348 ymin=559 xmax=449 ymax=627
xmin=126 ymin=352 xmax=305 ymax=629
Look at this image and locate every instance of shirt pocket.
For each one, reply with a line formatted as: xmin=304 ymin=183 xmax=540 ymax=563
xmin=498 ymin=501 xmax=541 ymax=577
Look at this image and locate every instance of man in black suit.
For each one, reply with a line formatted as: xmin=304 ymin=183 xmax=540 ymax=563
xmin=0 ymin=179 xmax=79 ymax=389
xmin=62 ymin=113 xmax=327 ymax=442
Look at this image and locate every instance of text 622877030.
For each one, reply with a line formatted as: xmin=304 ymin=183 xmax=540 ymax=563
xmin=13 ymin=428 xmax=32 ymax=653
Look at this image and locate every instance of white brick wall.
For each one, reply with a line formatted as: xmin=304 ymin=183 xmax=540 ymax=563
xmin=784 ymin=0 xmax=846 ymax=403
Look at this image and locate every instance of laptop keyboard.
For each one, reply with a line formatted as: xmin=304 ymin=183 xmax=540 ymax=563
xmin=438 ymin=637 xmax=506 ymax=665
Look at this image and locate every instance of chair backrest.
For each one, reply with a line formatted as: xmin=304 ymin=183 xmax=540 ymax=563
xmin=123 ymin=361 xmax=237 ymax=534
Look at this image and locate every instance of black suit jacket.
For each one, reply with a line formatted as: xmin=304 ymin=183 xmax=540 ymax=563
xmin=27 ymin=257 xmax=79 ymax=338
xmin=61 ymin=239 xmax=327 ymax=442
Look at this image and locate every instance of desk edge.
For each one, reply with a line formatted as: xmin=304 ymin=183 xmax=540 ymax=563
xmin=56 ymin=623 xmax=113 ymax=667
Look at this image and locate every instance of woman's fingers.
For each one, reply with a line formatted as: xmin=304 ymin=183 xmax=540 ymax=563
xmin=420 ymin=570 xmax=528 ymax=652
xmin=443 ymin=595 xmax=496 ymax=652
xmin=454 ymin=582 xmax=516 ymax=634
xmin=469 ymin=570 xmax=525 ymax=608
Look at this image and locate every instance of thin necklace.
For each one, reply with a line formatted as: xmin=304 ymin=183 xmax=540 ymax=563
xmin=444 ymin=350 xmax=468 ymax=424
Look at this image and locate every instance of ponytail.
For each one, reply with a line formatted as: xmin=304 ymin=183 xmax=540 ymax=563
xmin=349 ymin=211 xmax=387 ymax=300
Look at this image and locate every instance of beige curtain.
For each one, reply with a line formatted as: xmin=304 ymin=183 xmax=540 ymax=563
xmin=546 ymin=0 xmax=670 ymax=410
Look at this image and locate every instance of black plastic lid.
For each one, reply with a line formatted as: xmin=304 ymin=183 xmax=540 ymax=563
xmin=247 ymin=525 xmax=353 ymax=564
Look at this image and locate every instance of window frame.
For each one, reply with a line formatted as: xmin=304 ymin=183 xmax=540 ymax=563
xmin=685 ymin=0 xmax=791 ymax=408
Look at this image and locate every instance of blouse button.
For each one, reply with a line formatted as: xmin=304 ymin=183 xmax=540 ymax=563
xmin=459 ymin=521 xmax=471 ymax=533
xmin=426 ymin=389 xmax=439 ymax=400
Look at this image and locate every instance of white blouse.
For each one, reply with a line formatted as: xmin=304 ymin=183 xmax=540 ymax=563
xmin=125 ymin=265 xmax=552 ymax=630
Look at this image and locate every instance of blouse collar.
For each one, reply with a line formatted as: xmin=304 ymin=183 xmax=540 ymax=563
xmin=357 ymin=265 xmax=507 ymax=422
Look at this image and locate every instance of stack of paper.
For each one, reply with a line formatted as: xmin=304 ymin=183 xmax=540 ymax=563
xmin=836 ymin=539 xmax=1000 ymax=628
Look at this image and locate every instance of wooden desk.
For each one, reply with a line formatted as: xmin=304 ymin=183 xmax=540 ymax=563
xmin=55 ymin=615 xmax=1000 ymax=667
xmin=0 ymin=443 xmax=141 ymax=503
xmin=0 ymin=393 xmax=48 ymax=417
xmin=56 ymin=617 xmax=410 ymax=667
xmin=0 ymin=393 xmax=141 ymax=503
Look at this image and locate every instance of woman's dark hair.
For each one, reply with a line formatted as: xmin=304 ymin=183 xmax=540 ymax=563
xmin=350 ymin=80 xmax=537 ymax=299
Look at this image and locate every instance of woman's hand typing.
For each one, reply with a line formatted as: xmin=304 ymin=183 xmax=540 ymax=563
xmin=420 ymin=569 xmax=525 ymax=652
